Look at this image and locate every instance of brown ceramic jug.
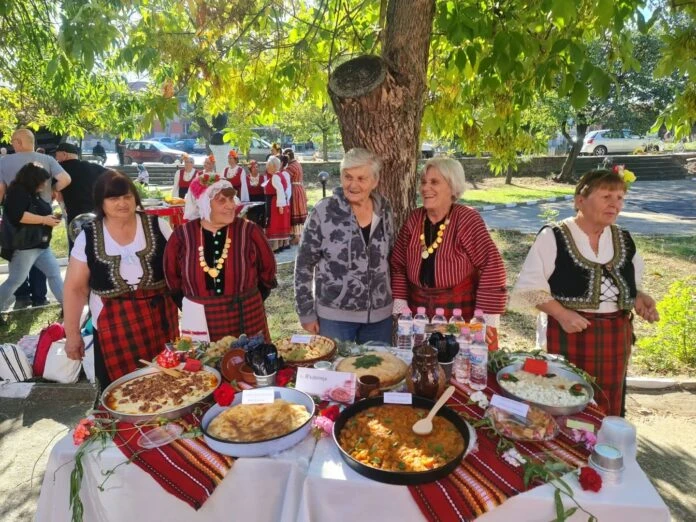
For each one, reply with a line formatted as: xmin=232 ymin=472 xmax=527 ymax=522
xmin=406 ymin=343 xmax=446 ymax=400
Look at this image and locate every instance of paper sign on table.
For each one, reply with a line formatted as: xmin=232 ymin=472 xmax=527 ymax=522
xmin=383 ymin=392 xmax=412 ymax=404
xmin=566 ymin=419 xmax=595 ymax=433
xmin=490 ymin=394 xmax=530 ymax=417
xmin=242 ymin=388 xmax=275 ymax=405
xmin=523 ymin=358 xmax=548 ymax=376
xmin=290 ymin=334 xmax=314 ymax=344
xmin=295 ymin=367 xmax=356 ymax=404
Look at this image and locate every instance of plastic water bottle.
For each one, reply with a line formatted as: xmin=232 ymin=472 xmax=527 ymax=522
xmin=470 ymin=308 xmax=486 ymax=339
xmin=469 ymin=331 xmax=488 ymax=390
xmin=413 ymin=307 xmax=428 ymax=346
xmin=397 ymin=309 xmax=414 ymax=350
xmin=430 ymin=307 xmax=447 ymax=334
xmin=454 ymin=327 xmax=471 ymax=384
xmin=449 ymin=308 xmax=464 ymax=327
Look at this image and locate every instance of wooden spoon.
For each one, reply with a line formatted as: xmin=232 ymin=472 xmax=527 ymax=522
xmin=412 ymin=385 xmax=455 ymax=435
xmin=139 ymin=358 xmax=183 ymax=378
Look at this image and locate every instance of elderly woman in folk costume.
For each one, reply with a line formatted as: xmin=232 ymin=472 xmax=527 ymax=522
xmin=391 ymin=157 xmax=507 ymax=349
xmin=203 ymin=154 xmax=216 ymax=175
xmin=283 ymin=148 xmax=308 ymax=244
xmin=277 ymin=155 xmax=293 ymax=249
xmin=164 ymin=174 xmax=277 ymax=342
xmin=236 ymin=159 xmax=268 ymax=228
xmin=63 ymin=171 xmax=179 ymax=387
xmin=171 ymin=154 xmax=201 ymax=198
xmin=222 ymin=149 xmax=244 ymax=190
xmin=509 ymin=168 xmax=658 ymax=416
xmin=263 ymin=155 xmax=291 ymax=251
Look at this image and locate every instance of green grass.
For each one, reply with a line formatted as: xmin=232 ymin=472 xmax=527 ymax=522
xmin=459 ymin=184 xmax=573 ymax=206
xmin=663 ymin=141 xmax=696 ymax=151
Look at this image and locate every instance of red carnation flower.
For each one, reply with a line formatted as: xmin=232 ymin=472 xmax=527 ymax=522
xmin=213 ymin=382 xmax=236 ymax=406
xmin=578 ymin=466 xmax=602 ymax=492
xmin=320 ymin=404 xmax=341 ymax=422
xmin=276 ymin=367 xmax=295 ymax=387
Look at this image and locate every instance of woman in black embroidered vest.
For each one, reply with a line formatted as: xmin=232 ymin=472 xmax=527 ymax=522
xmin=164 ymin=174 xmax=277 ymax=343
xmin=510 ymin=169 xmax=659 ymax=416
xmin=62 ymin=171 xmax=178 ymax=387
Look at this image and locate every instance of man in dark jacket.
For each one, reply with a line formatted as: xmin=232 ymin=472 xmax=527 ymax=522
xmin=55 ymin=143 xmax=107 ymax=250
xmin=92 ymin=141 xmax=107 ymax=164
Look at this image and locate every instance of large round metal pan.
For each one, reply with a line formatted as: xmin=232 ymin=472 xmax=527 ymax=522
xmin=201 ymin=386 xmax=316 ymax=457
xmin=100 ymin=365 xmax=221 ymax=423
xmin=496 ymin=362 xmax=594 ymax=416
xmin=332 ymin=396 xmax=472 ymax=485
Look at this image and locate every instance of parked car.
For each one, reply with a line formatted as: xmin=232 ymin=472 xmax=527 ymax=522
xmin=124 ymin=140 xmax=185 ymax=164
xmin=421 ymin=142 xmax=435 ymax=158
xmin=230 ymin=137 xmax=274 ymax=162
xmin=152 ymin=137 xmax=176 ymax=144
xmin=580 ymin=129 xmax=664 ymax=156
xmin=173 ymin=139 xmax=206 ymax=154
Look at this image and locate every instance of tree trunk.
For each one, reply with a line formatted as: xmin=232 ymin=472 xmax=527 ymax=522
xmin=557 ymin=117 xmax=588 ymax=183
xmin=505 ymin=167 xmax=513 ymax=185
xmin=328 ymin=0 xmax=436 ymax=230
xmin=322 ymin=128 xmax=328 ymax=162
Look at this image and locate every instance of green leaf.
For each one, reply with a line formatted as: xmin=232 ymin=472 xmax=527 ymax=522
xmin=554 ymin=488 xmax=564 ymax=521
xmin=591 ymin=69 xmax=611 ymax=99
xmin=570 ymin=82 xmax=588 ymax=109
xmin=455 ymin=49 xmax=468 ymax=71
xmin=550 ymin=38 xmax=570 ymax=55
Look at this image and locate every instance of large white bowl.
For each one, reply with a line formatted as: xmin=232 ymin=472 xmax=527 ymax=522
xmin=201 ymin=386 xmax=315 ymax=457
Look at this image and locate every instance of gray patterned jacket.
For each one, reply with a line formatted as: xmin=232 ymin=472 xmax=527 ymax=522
xmin=294 ymin=187 xmax=394 ymax=324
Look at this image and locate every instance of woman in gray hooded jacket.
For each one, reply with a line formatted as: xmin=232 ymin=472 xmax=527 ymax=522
xmin=294 ymin=148 xmax=394 ymax=344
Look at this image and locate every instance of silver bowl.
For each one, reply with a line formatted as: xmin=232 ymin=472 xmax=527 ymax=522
xmin=201 ymin=386 xmax=316 ymax=457
xmin=100 ymin=365 xmax=221 ymax=423
xmin=496 ymin=362 xmax=594 ymax=416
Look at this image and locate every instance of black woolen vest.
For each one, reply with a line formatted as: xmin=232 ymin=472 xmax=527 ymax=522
xmin=546 ymin=223 xmax=637 ymax=310
xmin=83 ymin=213 xmax=168 ymax=297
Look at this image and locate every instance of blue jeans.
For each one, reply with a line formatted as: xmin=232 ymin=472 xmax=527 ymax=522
xmin=14 ymin=266 xmax=48 ymax=303
xmin=319 ymin=316 xmax=393 ymax=345
xmin=0 ymin=248 xmax=63 ymax=311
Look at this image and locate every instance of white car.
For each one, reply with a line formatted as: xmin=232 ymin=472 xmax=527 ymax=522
xmin=580 ymin=129 xmax=664 ymax=156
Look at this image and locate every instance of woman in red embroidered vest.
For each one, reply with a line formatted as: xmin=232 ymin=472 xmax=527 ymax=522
xmin=239 ymin=160 xmax=268 ymax=228
xmin=510 ymin=168 xmax=659 ymax=416
xmin=391 ymin=157 xmax=507 ymax=349
xmin=283 ymin=148 xmax=308 ymax=244
xmin=63 ymin=171 xmax=179 ymax=387
xmin=164 ymin=174 xmax=277 ymax=343
xmin=222 ymin=149 xmax=244 ymax=193
xmin=203 ymin=154 xmax=216 ymax=175
xmin=263 ymin=155 xmax=290 ymax=251
xmin=171 ymin=154 xmax=200 ymax=198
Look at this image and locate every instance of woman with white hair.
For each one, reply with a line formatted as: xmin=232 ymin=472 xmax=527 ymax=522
xmin=164 ymin=174 xmax=276 ymax=342
xmin=294 ymin=148 xmax=395 ymax=344
xmin=264 ymin=155 xmax=290 ymax=251
xmin=391 ymin=157 xmax=507 ymax=349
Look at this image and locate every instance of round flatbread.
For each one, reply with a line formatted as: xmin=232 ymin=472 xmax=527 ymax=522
xmin=336 ymin=351 xmax=408 ymax=389
xmin=207 ymin=400 xmax=311 ymax=442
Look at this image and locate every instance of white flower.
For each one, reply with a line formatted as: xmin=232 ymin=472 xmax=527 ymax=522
xmin=470 ymin=391 xmax=489 ymax=408
xmin=502 ymin=448 xmax=527 ymax=467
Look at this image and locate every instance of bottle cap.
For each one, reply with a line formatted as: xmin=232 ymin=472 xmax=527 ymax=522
xmin=460 ymin=327 xmax=470 ymax=335
xmin=401 ymin=308 xmax=411 ymax=315
xmin=416 ymin=306 xmax=426 ymax=314
xmin=452 ymin=308 xmax=462 ymax=316
xmin=435 ymin=307 xmax=445 ymax=315
xmin=474 ymin=331 xmax=485 ymax=343
xmin=474 ymin=308 xmax=484 ymax=318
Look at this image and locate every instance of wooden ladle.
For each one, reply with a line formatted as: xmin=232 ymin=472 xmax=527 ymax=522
xmin=412 ymin=385 xmax=455 ymax=435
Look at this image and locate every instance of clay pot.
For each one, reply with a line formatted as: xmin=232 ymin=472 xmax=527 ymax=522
xmin=406 ymin=343 xmax=446 ymax=400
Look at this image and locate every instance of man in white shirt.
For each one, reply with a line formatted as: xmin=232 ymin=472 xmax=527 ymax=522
xmin=0 ymin=129 xmax=71 ymax=307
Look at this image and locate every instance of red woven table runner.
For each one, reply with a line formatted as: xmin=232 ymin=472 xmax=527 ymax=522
xmin=408 ymin=378 xmax=604 ymax=521
xmin=111 ymin=409 xmax=234 ymax=510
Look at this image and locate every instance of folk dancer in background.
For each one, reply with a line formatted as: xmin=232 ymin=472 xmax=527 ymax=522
xmin=165 ymin=174 xmax=277 ymax=342
xmin=203 ymin=154 xmax=216 ymax=175
xmin=283 ymin=148 xmax=308 ymax=245
xmin=263 ymin=156 xmax=290 ymax=252
xmin=278 ymin=155 xmax=293 ymax=250
xmin=222 ymin=150 xmax=244 ymax=193
xmin=237 ymin=159 xmax=268 ymax=228
xmin=171 ymin=154 xmax=201 ymax=198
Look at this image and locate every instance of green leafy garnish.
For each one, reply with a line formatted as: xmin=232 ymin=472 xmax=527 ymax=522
xmin=287 ymin=347 xmax=308 ymax=361
xmin=354 ymin=354 xmax=383 ymax=369
xmin=569 ymin=383 xmax=586 ymax=397
xmin=365 ymin=412 xmax=375 ymax=418
xmin=397 ymin=461 xmax=406 ymax=470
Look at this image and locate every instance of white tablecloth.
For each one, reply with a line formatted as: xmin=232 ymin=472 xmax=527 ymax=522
xmin=35 ymin=434 xmax=316 ymax=522
xmin=297 ymin=437 xmax=671 ymax=522
xmin=36 ymin=432 xmax=670 ymax=522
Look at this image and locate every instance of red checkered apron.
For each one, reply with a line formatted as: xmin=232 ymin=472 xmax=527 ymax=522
xmin=408 ymin=275 xmax=478 ymax=321
xmin=187 ymin=287 xmax=270 ymax=343
xmin=96 ymin=288 xmax=179 ymax=382
xmin=546 ymin=310 xmax=632 ymax=416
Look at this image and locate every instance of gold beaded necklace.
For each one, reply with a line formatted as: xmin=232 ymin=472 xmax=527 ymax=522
xmin=198 ymin=225 xmax=232 ymax=279
xmin=419 ymin=211 xmax=451 ymax=259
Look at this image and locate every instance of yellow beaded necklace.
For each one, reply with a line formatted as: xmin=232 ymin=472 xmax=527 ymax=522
xmin=199 ymin=226 xmax=232 ymax=279
xmin=419 ymin=212 xmax=451 ymax=259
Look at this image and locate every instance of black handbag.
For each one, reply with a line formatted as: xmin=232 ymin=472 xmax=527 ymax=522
xmin=12 ymin=223 xmax=46 ymax=250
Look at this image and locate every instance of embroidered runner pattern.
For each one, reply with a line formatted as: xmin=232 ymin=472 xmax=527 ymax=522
xmin=407 ymin=377 xmax=603 ymax=522
xmin=112 ymin=409 xmax=234 ymax=510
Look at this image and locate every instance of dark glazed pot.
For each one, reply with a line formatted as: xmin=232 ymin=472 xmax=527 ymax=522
xmin=406 ymin=343 xmax=446 ymax=400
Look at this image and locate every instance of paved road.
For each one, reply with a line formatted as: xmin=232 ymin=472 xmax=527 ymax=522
xmin=481 ymin=179 xmax=696 ymax=235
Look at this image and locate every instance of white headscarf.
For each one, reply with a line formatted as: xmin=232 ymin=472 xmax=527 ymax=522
xmin=184 ymin=174 xmax=239 ymax=221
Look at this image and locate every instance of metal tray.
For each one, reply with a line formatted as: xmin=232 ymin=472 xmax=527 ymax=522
xmin=332 ymin=396 xmax=473 ymax=485
xmin=496 ymin=362 xmax=594 ymax=416
xmin=100 ymin=365 xmax=221 ymax=423
xmin=200 ymin=387 xmax=316 ymax=457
